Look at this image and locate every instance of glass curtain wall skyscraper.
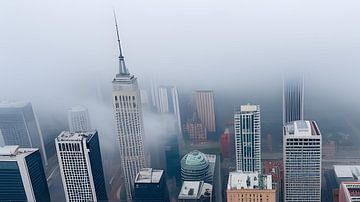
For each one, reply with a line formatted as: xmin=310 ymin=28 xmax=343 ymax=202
xmin=0 ymin=146 xmax=50 ymax=202
xmin=283 ymin=77 xmax=304 ymax=124
xmin=0 ymin=102 xmax=48 ymax=166
xmin=234 ymin=104 xmax=261 ymax=173
xmin=111 ymin=14 xmax=147 ymax=201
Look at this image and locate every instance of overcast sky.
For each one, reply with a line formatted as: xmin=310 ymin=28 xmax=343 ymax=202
xmin=1 ymin=0 xmax=360 ymax=144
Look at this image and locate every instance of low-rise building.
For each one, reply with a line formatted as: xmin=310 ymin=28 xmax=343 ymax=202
xmin=178 ymin=181 xmax=212 ymax=202
xmin=339 ymin=182 xmax=360 ymax=202
xmin=226 ymin=171 xmax=276 ymax=202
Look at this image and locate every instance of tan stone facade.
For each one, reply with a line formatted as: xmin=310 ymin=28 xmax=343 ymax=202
xmin=227 ymin=189 xmax=276 ymax=202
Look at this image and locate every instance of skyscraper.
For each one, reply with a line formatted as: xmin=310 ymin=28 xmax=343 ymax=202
xmin=55 ymin=131 xmax=108 ymax=202
xmin=0 ymin=145 xmax=50 ymax=202
xmin=283 ymin=120 xmax=322 ymax=202
xmin=112 ymin=15 xmax=146 ymax=200
xmin=195 ymin=90 xmax=216 ymax=133
xmin=283 ymin=77 xmax=304 ymax=124
xmin=151 ymin=84 xmax=182 ymax=133
xmin=0 ymin=101 xmax=48 ymax=166
xmin=234 ymin=104 xmax=261 ymax=173
xmin=67 ymin=106 xmax=91 ymax=132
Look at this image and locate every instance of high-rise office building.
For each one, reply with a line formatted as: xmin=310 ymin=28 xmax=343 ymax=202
xmin=151 ymin=84 xmax=182 ymax=133
xmin=234 ymin=104 xmax=261 ymax=173
xmin=55 ymin=131 xmax=107 ymax=202
xmin=67 ymin=106 xmax=91 ymax=132
xmin=112 ymin=15 xmax=146 ymax=201
xmin=0 ymin=145 xmax=50 ymax=201
xmin=0 ymin=101 xmax=48 ymax=166
xmin=283 ymin=77 xmax=304 ymax=124
xmin=227 ymin=171 xmax=275 ymax=202
xmin=133 ymin=168 xmax=169 ymax=202
xmin=283 ymin=120 xmax=322 ymax=202
xmin=195 ymin=90 xmax=216 ymax=133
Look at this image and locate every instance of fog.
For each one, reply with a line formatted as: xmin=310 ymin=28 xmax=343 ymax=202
xmin=1 ymin=0 xmax=360 ymax=152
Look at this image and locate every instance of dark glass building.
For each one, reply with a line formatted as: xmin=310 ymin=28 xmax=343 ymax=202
xmin=283 ymin=77 xmax=304 ymax=124
xmin=0 ymin=102 xmax=48 ymax=166
xmin=0 ymin=145 xmax=50 ymax=201
xmin=134 ymin=168 xmax=169 ymax=202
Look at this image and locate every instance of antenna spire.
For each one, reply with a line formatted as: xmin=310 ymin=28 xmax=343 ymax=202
xmin=113 ymin=10 xmax=129 ymax=75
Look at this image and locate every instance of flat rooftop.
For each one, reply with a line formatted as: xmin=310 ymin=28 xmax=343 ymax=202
xmin=0 ymin=145 xmax=20 ymax=156
xmin=227 ymin=171 xmax=273 ymax=190
xmin=240 ymin=104 xmax=259 ymax=112
xmin=57 ymin=131 xmax=95 ymax=141
xmin=68 ymin=106 xmax=88 ymax=112
xmin=284 ymin=120 xmax=321 ymax=137
xmin=135 ymin=168 xmax=164 ymax=184
xmin=334 ymin=165 xmax=360 ymax=179
xmin=178 ymin=181 xmax=212 ymax=199
xmin=0 ymin=145 xmax=38 ymax=159
xmin=0 ymin=101 xmax=29 ymax=108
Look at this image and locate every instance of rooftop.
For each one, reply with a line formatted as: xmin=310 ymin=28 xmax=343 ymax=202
xmin=135 ymin=168 xmax=164 ymax=184
xmin=184 ymin=150 xmax=209 ymax=166
xmin=0 ymin=101 xmax=29 ymax=108
xmin=68 ymin=106 xmax=88 ymax=112
xmin=341 ymin=182 xmax=360 ymax=199
xmin=284 ymin=120 xmax=321 ymax=137
xmin=0 ymin=145 xmax=20 ymax=156
xmin=178 ymin=181 xmax=212 ymax=199
xmin=0 ymin=145 xmax=38 ymax=159
xmin=334 ymin=165 xmax=360 ymax=180
xmin=227 ymin=171 xmax=273 ymax=190
xmin=57 ymin=131 xmax=96 ymax=141
xmin=240 ymin=104 xmax=259 ymax=112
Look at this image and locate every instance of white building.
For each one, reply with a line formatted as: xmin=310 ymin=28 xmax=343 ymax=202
xmin=283 ymin=120 xmax=322 ymax=202
xmin=178 ymin=181 xmax=213 ymax=201
xmin=234 ymin=104 xmax=261 ymax=173
xmin=112 ymin=16 xmax=147 ymax=201
xmin=283 ymin=77 xmax=304 ymax=124
xmin=67 ymin=106 xmax=91 ymax=132
xmin=55 ymin=131 xmax=107 ymax=202
xmin=0 ymin=145 xmax=50 ymax=201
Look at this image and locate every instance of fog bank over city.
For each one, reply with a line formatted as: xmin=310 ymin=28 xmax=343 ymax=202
xmin=1 ymin=0 xmax=360 ymax=150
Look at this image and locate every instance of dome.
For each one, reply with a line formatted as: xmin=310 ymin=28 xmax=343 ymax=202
xmin=184 ymin=150 xmax=209 ymax=167
xmin=181 ymin=150 xmax=212 ymax=182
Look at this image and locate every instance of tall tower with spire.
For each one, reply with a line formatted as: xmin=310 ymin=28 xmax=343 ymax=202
xmin=111 ymin=13 xmax=147 ymax=201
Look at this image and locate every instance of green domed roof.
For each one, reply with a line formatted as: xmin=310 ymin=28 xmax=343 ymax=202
xmin=184 ymin=150 xmax=208 ymax=166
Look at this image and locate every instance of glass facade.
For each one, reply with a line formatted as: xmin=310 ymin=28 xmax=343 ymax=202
xmin=0 ymin=161 xmax=27 ymax=201
xmin=87 ymin=132 xmax=108 ymax=201
xmin=25 ymin=150 xmax=51 ymax=202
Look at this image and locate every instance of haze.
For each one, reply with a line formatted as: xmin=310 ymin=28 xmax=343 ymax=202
xmin=1 ymin=0 xmax=360 ymax=150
